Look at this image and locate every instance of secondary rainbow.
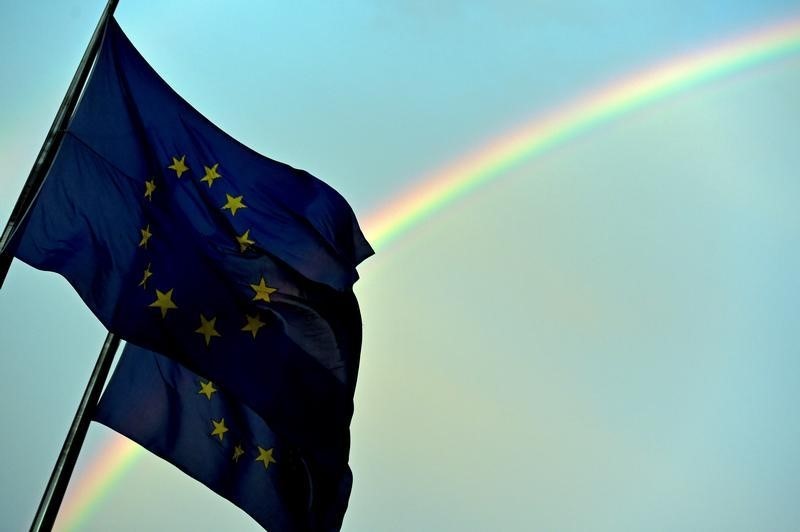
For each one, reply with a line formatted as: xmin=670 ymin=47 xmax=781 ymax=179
xmin=54 ymin=14 xmax=800 ymax=531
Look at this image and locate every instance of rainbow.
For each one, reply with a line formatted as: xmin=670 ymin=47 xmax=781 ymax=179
xmin=364 ymin=14 xmax=800 ymax=251
xmin=55 ymin=435 xmax=141 ymax=531
xmin=53 ymin=14 xmax=800 ymax=530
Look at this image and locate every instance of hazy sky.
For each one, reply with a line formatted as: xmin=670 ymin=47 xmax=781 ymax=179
xmin=1 ymin=1 xmax=799 ymax=531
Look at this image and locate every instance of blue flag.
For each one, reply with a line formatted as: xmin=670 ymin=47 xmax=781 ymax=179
xmin=96 ymin=343 xmax=334 ymax=531
xmin=11 ymin=17 xmax=371 ymax=530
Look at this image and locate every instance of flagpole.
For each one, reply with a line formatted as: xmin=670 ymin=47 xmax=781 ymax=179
xmin=0 ymin=0 xmax=120 ymax=289
xmin=0 ymin=1 xmax=121 ymax=530
xmin=28 ymin=2 xmax=122 ymax=530
xmin=29 ymin=332 xmax=121 ymax=532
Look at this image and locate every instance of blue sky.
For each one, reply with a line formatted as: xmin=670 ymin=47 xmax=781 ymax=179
xmin=1 ymin=1 xmax=799 ymax=530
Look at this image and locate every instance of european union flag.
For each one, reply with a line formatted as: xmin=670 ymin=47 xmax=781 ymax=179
xmin=96 ymin=343 xmax=336 ymax=531
xmin=10 ymin=17 xmax=371 ymax=530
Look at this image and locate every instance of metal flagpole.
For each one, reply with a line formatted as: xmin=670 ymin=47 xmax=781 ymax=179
xmin=29 ymin=332 xmax=121 ymax=532
xmin=0 ymin=0 xmax=120 ymax=288
xmin=0 ymin=1 xmax=121 ymax=531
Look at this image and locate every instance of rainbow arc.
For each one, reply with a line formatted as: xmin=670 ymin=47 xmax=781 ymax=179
xmin=364 ymin=15 xmax=800 ymax=251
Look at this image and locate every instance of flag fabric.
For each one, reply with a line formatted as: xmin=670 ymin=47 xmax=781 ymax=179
xmin=96 ymin=343 xmax=323 ymax=531
xmin=11 ymin=17 xmax=372 ymax=530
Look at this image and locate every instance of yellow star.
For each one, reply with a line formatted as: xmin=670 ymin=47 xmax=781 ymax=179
xmin=168 ymin=155 xmax=189 ymax=177
xmin=236 ymin=229 xmax=255 ymax=252
xmin=144 ymin=179 xmax=157 ymax=201
xmin=232 ymin=444 xmax=245 ymax=463
xmin=210 ymin=418 xmax=229 ymax=441
xmin=255 ymin=446 xmax=276 ymax=470
xmin=250 ymin=277 xmax=277 ymax=302
xmin=149 ymin=288 xmax=178 ymax=318
xmin=200 ymin=163 xmax=221 ymax=187
xmin=222 ymin=193 xmax=247 ymax=216
xmin=195 ymin=314 xmax=221 ymax=346
xmin=198 ymin=380 xmax=217 ymax=399
xmin=138 ymin=262 xmax=153 ymax=288
xmin=241 ymin=313 xmax=266 ymax=339
xmin=138 ymin=224 xmax=152 ymax=248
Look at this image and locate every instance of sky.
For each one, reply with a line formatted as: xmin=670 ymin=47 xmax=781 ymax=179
xmin=1 ymin=1 xmax=799 ymax=531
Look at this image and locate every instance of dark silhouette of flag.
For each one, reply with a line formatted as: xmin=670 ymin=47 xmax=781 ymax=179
xmin=11 ymin=17 xmax=371 ymax=530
